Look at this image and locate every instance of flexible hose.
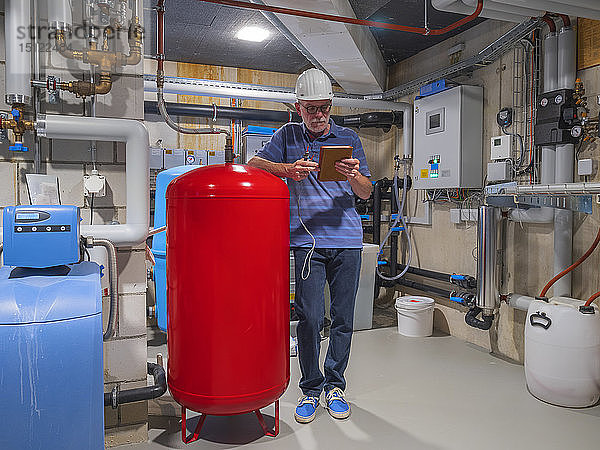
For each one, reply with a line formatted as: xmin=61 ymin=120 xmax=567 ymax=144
xmin=585 ymin=291 xmax=600 ymax=308
xmin=377 ymin=167 xmax=412 ymax=281
xmin=540 ymin=227 xmax=600 ymax=297
xmin=93 ymin=238 xmax=119 ymax=341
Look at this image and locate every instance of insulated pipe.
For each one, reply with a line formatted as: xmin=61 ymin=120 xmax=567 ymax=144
xmin=553 ymin=25 xmax=576 ymax=297
xmin=558 ymin=27 xmax=576 ymax=90
xmin=509 ymin=29 xmax=558 ymax=224
xmin=48 ymin=0 xmax=73 ymax=31
xmin=5 ymin=0 xmax=32 ymax=105
xmin=477 ymin=206 xmax=498 ymax=316
xmin=543 ymin=32 xmax=558 ymax=92
xmin=144 ymin=78 xmax=413 ymax=159
xmin=36 ymin=115 xmax=150 ymax=246
xmin=93 ymin=238 xmax=119 ymax=341
xmin=507 ymin=293 xmax=536 ymax=311
xmin=144 ymin=78 xmax=409 ymax=111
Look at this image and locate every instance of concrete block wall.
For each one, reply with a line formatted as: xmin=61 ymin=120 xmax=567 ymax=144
xmin=0 ymin=1 xmax=149 ymax=446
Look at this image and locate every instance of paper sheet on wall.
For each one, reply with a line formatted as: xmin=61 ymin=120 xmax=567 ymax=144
xmin=25 ymin=174 xmax=61 ymax=205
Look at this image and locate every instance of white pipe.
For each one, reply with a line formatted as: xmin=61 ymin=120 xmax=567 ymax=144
xmin=552 ymin=26 xmax=576 ymax=298
xmin=507 ymin=293 xmax=535 ymax=311
xmin=48 ymin=0 xmax=73 ymax=31
xmin=498 ymin=1 xmax=600 ymax=21
xmin=431 ymin=0 xmax=533 ymax=22
xmin=36 ymin=115 xmax=150 ymax=246
xmin=504 ymin=182 xmax=600 ymax=195
xmin=558 ymin=27 xmax=576 ymax=91
xmin=5 ymin=0 xmax=32 ymax=105
xmin=543 ymin=32 xmax=558 ymax=92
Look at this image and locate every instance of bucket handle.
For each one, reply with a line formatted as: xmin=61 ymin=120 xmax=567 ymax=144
xmin=529 ymin=311 xmax=552 ymax=330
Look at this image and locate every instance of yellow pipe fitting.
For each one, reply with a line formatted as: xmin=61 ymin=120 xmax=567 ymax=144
xmin=59 ymin=72 xmax=113 ymax=98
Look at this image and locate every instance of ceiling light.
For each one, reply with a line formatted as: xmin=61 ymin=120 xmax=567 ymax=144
xmin=236 ymin=26 xmax=270 ymax=42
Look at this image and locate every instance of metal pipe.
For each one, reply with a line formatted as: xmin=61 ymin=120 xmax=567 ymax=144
xmin=552 ymin=26 xmax=576 ymax=297
xmin=502 ymin=182 xmax=600 ymax=195
xmin=5 ymin=0 xmax=32 ymax=105
xmin=507 ymin=293 xmax=536 ymax=311
xmin=48 ymin=0 xmax=73 ymax=31
xmin=543 ymin=32 xmax=558 ymax=92
xmin=196 ymin=0 xmax=483 ymax=36
xmin=104 ymin=362 xmax=167 ymax=407
xmin=144 ymin=76 xmax=410 ymax=111
xmin=36 ymin=115 xmax=150 ymax=246
xmin=92 ymin=238 xmax=119 ymax=341
xmin=144 ymin=101 xmax=403 ymax=129
xmin=477 ymin=206 xmax=498 ymax=315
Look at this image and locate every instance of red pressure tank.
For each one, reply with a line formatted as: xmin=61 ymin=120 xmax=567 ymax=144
xmin=165 ymin=163 xmax=290 ymax=416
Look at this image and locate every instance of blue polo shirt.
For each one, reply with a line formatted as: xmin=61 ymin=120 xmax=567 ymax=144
xmin=256 ymin=120 xmax=370 ymax=248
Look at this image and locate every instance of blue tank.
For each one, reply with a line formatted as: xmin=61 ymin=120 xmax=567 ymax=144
xmin=152 ymin=165 xmax=201 ymax=331
xmin=0 ymin=261 xmax=103 ymax=450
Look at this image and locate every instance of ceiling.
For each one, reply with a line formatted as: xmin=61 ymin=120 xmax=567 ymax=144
xmin=142 ymin=0 xmax=485 ymax=80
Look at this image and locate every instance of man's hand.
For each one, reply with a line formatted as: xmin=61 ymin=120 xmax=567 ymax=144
xmin=334 ymin=158 xmax=361 ymax=180
xmin=287 ymin=159 xmax=319 ymax=181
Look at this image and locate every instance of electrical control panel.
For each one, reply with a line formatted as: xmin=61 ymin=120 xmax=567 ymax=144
xmin=413 ymin=85 xmax=483 ymax=189
xmin=490 ymin=135 xmax=512 ymax=160
xmin=2 ymin=205 xmax=80 ymax=268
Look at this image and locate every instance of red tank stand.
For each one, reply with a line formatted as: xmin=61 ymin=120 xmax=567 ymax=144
xmin=181 ymin=400 xmax=280 ymax=444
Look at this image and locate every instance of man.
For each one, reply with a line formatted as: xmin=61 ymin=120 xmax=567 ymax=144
xmin=247 ymin=68 xmax=372 ymax=423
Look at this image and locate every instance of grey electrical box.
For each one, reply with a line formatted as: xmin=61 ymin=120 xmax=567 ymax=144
xmin=149 ymin=147 xmax=164 ymax=170
xmin=487 ymin=161 xmax=512 ymax=182
xmin=207 ymin=150 xmax=225 ymax=165
xmin=164 ymin=148 xmax=185 ymax=169
xmin=413 ymin=85 xmax=483 ymax=189
xmin=242 ymin=126 xmax=277 ymax=163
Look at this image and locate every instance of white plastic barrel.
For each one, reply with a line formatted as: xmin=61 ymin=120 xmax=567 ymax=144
xmin=525 ymin=297 xmax=600 ymax=407
xmin=395 ymin=296 xmax=435 ymax=337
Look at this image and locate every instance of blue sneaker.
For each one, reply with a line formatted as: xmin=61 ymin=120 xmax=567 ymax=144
xmin=294 ymin=395 xmax=320 ymax=423
xmin=325 ymin=388 xmax=350 ymax=419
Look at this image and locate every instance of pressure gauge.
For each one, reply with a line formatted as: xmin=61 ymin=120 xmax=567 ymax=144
xmin=540 ymin=98 xmax=548 ymax=107
xmin=571 ymin=126 xmax=583 ymax=138
xmin=555 ymin=94 xmax=564 ymax=104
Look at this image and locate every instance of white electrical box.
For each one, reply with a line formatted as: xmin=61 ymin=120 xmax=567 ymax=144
xmin=413 ymin=85 xmax=483 ymax=189
xmin=490 ymin=134 xmax=512 ymax=160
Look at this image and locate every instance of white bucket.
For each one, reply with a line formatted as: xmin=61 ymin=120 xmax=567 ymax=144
xmin=395 ymin=296 xmax=435 ymax=337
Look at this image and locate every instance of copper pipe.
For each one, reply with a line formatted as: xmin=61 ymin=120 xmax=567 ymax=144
xmin=195 ymin=0 xmax=483 ymax=36
xmin=123 ymin=18 xmax=143 ymax=66
xmin=59 ymin=72 xmax=112 ymax=98
xmin=56 ymin=30 xmax=84 ymax=60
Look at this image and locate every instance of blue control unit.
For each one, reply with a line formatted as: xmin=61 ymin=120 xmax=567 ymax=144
xmin=2 ymin=205 xmax=80 ymax=268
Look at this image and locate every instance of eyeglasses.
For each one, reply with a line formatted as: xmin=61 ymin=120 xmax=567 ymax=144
xmin=299 ymin=103 xmax=332 ymax=114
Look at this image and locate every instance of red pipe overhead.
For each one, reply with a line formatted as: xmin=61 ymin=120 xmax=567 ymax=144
xmin=196 ymin=0 xmax=484 ymax=36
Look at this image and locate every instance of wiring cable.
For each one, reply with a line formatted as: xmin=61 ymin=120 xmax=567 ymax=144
xmin=296 ymin=194 xmax=316 ymax=280
xmin=584 ymin=291 xmax=600 ymax=308
xmin=540 ymin=227 xmax=600 ymax=298
xmin=377 ymin=162 xmax=412 ymax=281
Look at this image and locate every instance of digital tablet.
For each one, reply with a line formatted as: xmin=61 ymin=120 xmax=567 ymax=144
xmin=317 ymin=146 xmax=353 ymax=181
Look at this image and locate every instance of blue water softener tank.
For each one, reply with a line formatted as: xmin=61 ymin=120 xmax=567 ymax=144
xmin=152 ymin=165 xmax=201 ymax=331
xmin=0 ymin=206 xmax=103 ymax=450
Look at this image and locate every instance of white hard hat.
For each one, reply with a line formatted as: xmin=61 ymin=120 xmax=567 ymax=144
xmin=295 ymin=68 xmax=333 ymax=101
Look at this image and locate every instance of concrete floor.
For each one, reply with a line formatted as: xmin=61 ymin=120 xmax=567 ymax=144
xmin=121 ymin=327 xmax=600 ymax=450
